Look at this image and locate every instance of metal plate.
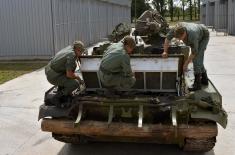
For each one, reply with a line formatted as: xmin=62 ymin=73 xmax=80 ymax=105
xmin=83 ymin=72 xmax=100 ymax=89
xmin=146 ymin=72 xmax=161 ymax=89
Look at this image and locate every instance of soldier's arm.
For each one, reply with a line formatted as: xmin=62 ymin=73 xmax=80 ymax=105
xmin=162 ymin=29 xmax=174 ymax=58
xmin=66 ymin=70 xmax=84 ymax=84
xmin=122 ymin=54 xmax=134 ymax=77
xmin=65 ymin=56 xmax=84 ymax=83
xmin=183 ymin=41 xmax=199 ymax=72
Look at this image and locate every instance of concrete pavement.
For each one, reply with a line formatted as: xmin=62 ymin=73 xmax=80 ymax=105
xmin=0 ymin=32 xmax=235 ymax=155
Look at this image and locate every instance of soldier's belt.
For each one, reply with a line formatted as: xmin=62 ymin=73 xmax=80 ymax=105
xmin=100 ymin=66 xmax=120 ymax=75
xmin=46 ymin=62 xmax=62 ymax=75
xmin=203 ymin=29 xmax=209 ymax=38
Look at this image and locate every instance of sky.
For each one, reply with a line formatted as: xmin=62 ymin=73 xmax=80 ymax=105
xmin=147 ymin=0 xmax=190 ymax=8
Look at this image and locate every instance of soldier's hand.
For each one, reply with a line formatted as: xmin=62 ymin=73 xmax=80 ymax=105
xmin=183 ymin=63 xmax=188 ymax=72
xmin=79 ymin=79 xmax=85 ymax=85
xmin=162 ymin=52 xmax=168 ymax=58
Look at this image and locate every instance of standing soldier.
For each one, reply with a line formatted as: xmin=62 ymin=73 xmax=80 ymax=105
xmin=162 ymin=22 xmax=210 ymax=91
xmin=45 ymin=41 xmax=86 ymax=106
xmin=98 ymin=36 xmax=136 ymax=93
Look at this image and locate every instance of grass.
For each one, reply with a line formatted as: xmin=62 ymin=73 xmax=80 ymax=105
xmin=165 ymin=17 xmax=200 ymax=27
xmin=0 ymin=62 xmax=47 ymax=85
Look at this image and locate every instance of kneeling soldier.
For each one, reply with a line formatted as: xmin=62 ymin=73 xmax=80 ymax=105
xmin=98 ymin=36 xmax=136 ymax=92
xmin=45 ymin=41 xmax=86 ymax=106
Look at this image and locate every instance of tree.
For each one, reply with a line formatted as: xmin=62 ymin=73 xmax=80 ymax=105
xmin=169 ymin=0 xmax=174 ymax=21
xmin=198 ymin=0 xmax=200 ymax=20
xmin=152 ymin=0 xmax=167 ymax=16
xmin=182 ymin=0 xmax=185 ymax=20
xmin=189 ymin=0 xmax=193 ymax=20
xmin=194 ymin=0 xmax=197 ymax=19
xmin=131 ymin=0 xmax=150 ymax=22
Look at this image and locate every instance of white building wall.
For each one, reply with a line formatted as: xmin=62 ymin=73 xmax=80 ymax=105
xmin=201 ymin=0 xmax=235 ymax=35
xmin=228 ymin=0 xmax=235 ymax=34
xmin=0 ymin=0 xmax=131 ymax=60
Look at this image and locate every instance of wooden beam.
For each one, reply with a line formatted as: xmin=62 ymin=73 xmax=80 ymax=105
xmin=41 ymin=119 xmax=217 ymax=140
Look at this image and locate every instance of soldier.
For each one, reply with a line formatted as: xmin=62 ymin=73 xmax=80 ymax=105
xmin=162 ymin=22 xmax=210 ymax=91
xmin=98 ymin=36 xmax=136 ymax=92
xmin=45 ymin=41 xmax=86 ymax=105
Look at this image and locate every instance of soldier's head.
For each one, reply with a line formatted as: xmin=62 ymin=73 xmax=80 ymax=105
xmin=122 ymin=36 xmax=136 ymax=55
xmin=73 ymin=41 xmax=86 ymax=57
xmin=174 ymin=25 xmax=187 ymax=41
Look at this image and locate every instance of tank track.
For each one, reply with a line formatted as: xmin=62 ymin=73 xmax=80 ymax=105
xmin=53 ymin=133 xmax=216 ymax=152
xmin=183 ymin=137 xmax=216 ymax=152
xmin=52 ymin=133 xmax=88 ymax=144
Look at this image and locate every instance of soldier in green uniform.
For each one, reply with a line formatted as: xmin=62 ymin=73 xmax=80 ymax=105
xmin=98 ymin=36 xmax=136 ymax=91
xmin=45 ymin=41 xmax=86 ymax=104
xmin=162 ymin=22 xmax=210 ymax=91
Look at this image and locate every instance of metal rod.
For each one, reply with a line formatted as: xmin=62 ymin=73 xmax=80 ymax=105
xmin=74 ymin=104 xmax=83 ymax=127
xmin=138 ymin=105 xmax=144 ymax=128
xmin=108 ymin=105 xmax=114 ymax=125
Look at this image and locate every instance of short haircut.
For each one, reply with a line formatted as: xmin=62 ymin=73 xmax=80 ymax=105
xmin=73 ymin=40 xmax=85 ymax=53
xmin=174 ymin=25 xmax=186 ymax=38
xmin=123 ymin=36 xmax=136 ymax=49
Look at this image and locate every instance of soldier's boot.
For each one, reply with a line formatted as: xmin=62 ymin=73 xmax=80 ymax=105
xmin=52 ymin=91 xmax=64 ymax=107
xmin=201 ymin=71 xmax=209 ymax=85
xmin=188 ymin=74 xmax=202 ymax=91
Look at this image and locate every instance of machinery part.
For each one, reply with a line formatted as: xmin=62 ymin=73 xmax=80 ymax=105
xmin=138 ymin=105 xmax=144 ymax=128
xmin=109 ymin=23 xmax=131 ymax=42
xmin=52 ymin=133 xmax=88 ymax=144
xmin=108 ymin=105 xmax=114 ymax=125
xmin=183 ymin=137 xmax=216 ymax=152
xmin=74 ymin=104 xmax=83 ymax=127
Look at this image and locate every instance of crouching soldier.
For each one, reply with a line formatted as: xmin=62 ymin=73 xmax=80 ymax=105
xmin=45 ymin=41 xmax=86 ymax=107
xmin=162 ymin=22 xmax=210 ymax=91
xmin=98 ymin=36 xmax=136 ymax=94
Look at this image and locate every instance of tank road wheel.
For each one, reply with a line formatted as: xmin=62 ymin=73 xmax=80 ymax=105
xmin=52 ymin=133 xmax=88 ymax=144
xmin=182 ymin=137 xmax=216 ymax=152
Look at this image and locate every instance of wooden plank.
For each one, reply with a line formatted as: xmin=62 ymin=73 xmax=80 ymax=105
xmin=41 ymin=119 xmax=218 ymax=139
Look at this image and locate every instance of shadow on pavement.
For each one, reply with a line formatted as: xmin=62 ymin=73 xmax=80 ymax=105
xmin=57 ymin=142 xmax=215 ymax=155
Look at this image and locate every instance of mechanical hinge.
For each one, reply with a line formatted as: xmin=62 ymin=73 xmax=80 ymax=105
xmin=138 ymin=105 xmax=144 ymax=128
xmin=171 ymin=106 xmax=178 ymax=137
xmin=74 ymin=104 xmax=83 ymax=127
xmin=108 ymin=105 xmax=114 ymax=125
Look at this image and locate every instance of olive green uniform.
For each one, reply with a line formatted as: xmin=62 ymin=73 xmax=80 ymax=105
xmin=45 ymin=46 xmax=80 ymax=95
xmin=98 ymin=42 xmax=136 ymax=90
xmin=167 ymin=22 xmax=210 ymax=74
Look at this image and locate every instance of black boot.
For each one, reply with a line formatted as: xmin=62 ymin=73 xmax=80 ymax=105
xmin=188 ymin=74 xmax=202 ymax=91
xmin=201 ymin=71 xmax=209 ymax=85
xmin=52 ymin=91 xmax=64 ymax=107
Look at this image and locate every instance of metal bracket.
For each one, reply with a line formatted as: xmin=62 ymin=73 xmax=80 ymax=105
xmin=108 ymin=105 xmax=114 ymax=125
xmin=74 ymin=104 xmax=83 ymax=127
xmin=138 ymin=105 xmax=144 ymax=128
xmin=172 ymin=106 xmax=178 ymax=137
xmin=121 ymin=108 xmax=132 ymax=118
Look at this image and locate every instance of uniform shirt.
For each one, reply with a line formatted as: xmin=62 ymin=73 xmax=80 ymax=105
xmin=100 ymin=42 xmax=132 ymax=77
xmin=50 ymin=46 xmax=77 ymax=73
xmin=166 ymin=22 xmax=208 ymax=54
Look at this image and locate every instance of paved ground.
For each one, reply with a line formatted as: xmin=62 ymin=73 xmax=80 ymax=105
xmin=0 ymin=32 xmax=235 ymax=155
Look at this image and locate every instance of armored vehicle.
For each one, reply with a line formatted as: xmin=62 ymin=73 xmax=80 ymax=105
xmin=39 ymin=11 xmax=227 ymax=152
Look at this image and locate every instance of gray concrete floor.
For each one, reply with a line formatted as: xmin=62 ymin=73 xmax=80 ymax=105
xmin=0 ymin=31 xmax=235 ymax=155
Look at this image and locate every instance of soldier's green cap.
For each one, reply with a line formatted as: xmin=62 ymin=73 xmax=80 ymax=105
xmin=73 ymin=40 xmax=86 ymax=53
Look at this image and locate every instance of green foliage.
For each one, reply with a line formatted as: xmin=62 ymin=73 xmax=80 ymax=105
xmin=151 ymin=0 xmax=167 ymax=16
xmin=131 ymin=0 xmax=150 ymax=21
